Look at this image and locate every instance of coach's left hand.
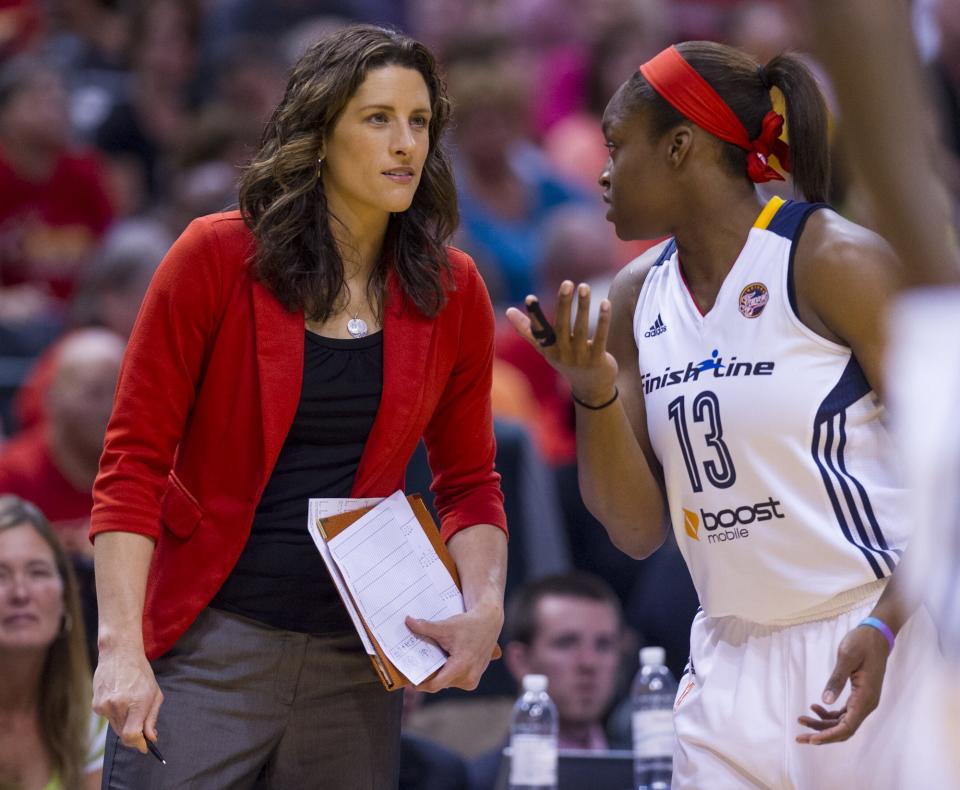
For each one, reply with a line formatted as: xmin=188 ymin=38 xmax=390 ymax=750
xmin=406 ymin=600 xmax=503 ymax=693
xmin=796 ymin=624 xmax=891 ymax=744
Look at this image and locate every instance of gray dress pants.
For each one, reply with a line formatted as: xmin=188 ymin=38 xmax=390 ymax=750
xmin=102 ymin=607 xmax=403 ymax=789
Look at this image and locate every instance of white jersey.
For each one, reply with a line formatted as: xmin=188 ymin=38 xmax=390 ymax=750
xmin=633 ymin=197 xmax=907 ymax=623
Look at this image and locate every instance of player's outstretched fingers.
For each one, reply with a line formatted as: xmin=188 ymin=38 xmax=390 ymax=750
xmin=821 ymin=647 xmax=856 ymax=705
xmin=590 ymin=299 xmax=613 ymax=362
xmin=505 ymin=296 xmax=557 ymax=354
xmin=802 ymin=716 xmax=856 ymax=745
xmin=797 ymin=704 xmax=843 ymax=732
xmin=553 ymin=281 xmax=575 ymax=346
xmin=504 ymin=306 xmax=530 ymax=337
xmin=571 ymin=283 xmax=591 ymax=347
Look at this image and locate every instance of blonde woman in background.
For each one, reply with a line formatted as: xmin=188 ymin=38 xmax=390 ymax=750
xmin=0 ymin=495 xmax=106 ymax=790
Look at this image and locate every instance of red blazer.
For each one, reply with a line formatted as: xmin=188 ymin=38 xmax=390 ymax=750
xmin=91 ymin=211 xmax=507 ymax=659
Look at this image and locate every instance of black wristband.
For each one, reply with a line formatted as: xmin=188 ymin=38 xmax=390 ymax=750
xmin=572 ymin=387 xmax=619 ymax=410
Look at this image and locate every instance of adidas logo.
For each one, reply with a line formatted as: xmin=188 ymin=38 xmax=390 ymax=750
xmin=644 ymin=314 xmax=667 ymax=338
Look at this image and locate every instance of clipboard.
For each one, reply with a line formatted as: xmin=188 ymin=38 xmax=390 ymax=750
xmin=316 ymin=493 xmax=501 ymax=691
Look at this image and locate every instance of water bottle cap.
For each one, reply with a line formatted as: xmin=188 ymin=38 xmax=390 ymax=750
xmin=522 ymin=674 xmax=548 ymax=693
xmin=639 ymin=646 xmax=666 ymax=666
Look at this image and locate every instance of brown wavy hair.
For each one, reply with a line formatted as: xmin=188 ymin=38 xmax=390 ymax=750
xmin=623 ymin=41 xmax=830 ymax=202
xmin=239 ymin=25 xmax=457 ymax=321
xmin=0 ymin=496 xmax=91 ymax=790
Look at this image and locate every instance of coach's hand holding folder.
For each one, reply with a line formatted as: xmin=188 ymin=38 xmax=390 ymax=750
xmin=307 ymin=491 xmax=501 ymax=690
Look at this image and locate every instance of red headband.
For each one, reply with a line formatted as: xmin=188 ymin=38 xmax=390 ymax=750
xmin=639 ymin=46 xmax=790 ymax=183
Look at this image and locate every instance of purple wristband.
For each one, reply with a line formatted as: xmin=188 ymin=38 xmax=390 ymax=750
xmin=859 ymin=616 xmax=895 ymax=651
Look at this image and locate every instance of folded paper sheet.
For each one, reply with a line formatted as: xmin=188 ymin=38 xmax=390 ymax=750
xmin=323 ymin=491 xmax=465 ymax=685
xmin=307 ymin=497 xmax=384 ymax=659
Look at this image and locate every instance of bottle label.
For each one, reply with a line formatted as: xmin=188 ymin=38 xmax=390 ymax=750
xmin=509 ymin=733 xmax=558 ymax=784
xmin=632 ymin=709 xmax=675 ymax=759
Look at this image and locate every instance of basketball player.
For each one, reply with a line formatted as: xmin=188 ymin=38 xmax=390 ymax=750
xmin=508 ymin=41 xmax=936 ymax=788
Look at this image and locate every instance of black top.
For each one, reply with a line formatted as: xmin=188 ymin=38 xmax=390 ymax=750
xmin=210 ymin=329 xmax=383 ymax=634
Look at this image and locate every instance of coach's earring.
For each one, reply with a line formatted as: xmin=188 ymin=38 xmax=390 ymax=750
xmin=316 ymin=156 xmax=324 ymax=178
xmin=59 ymin=612 xmax=73 ymax=637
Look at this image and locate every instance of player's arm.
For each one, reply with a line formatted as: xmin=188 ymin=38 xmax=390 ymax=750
xmin=580 ymin=257 xmax=670 ymax=557
xmin=793 ymin=211 xmax=907 ymax=744
xmin=793 ymin=209 xmax=901 ymax=398
xmin=796 ymin=213 xmax=911 ymax=628
xmin=505 ymin=244 xmax=670 ymax=559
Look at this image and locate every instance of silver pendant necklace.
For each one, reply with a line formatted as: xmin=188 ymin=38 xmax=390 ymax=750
xmin=346 ymin=310 xmax=368 ymax=339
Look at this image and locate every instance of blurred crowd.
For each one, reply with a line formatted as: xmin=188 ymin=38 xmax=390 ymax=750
xmin=1 ymin=0 xmax=959 ymax=787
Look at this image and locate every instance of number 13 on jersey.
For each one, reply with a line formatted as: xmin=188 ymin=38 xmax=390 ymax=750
xmin=667 ymin=391 xmax=737 ymax=492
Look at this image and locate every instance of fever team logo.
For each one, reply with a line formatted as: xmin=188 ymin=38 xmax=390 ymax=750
xmin=738 ymin=282 xmax=769 ymax=318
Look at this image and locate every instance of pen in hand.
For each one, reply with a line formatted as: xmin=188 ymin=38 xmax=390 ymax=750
xmin=524 ymin=297 xmax=557 ymax=348
xmin=146 ymin=738 xmax=166 ymax=765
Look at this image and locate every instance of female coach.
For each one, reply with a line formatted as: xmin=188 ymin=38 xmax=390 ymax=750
xmin=91 ymin=25 xmax=507 ymax=788
xmin=508 ymin=41 xmax=933 ymax=789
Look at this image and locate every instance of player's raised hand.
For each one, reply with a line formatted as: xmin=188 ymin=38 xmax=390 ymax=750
xmin=505 ymin=280 xmax=618 ymax=406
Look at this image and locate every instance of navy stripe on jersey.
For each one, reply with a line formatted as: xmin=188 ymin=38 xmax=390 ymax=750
xmin=766 ymin=200 xmax=830 ymax=240
xmin=816 ymin=355 xmax=870 ymax=417
xmin=780 ymin=203 xmax=829 ymax=317
xmin=834 ymin=408 xmax=901 ymax=564
xmin=653 ymin=239 xmax=677 ymax=267
xmin=812 ymin=357 xmax=897 ymax=578
xmin=824 ymin=412 xmax=898 ymax=571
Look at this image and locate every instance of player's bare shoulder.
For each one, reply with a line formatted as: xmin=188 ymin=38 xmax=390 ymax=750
xmin=793 ymin=209 xmax=900 ymax=349
xmin=796 ymin=209 xmax=899 ymax=283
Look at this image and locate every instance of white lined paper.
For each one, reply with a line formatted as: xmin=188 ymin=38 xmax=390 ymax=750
xmin=325 ymin=491 xmax=463 ymax=684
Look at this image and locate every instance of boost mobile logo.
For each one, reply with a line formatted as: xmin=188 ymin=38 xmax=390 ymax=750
xmin=682 ymin=497 xmax=785 ymax=544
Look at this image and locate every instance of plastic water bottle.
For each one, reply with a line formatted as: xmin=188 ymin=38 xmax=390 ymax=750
xmin=631 ymin=646 xmax=677 ymax=790
xmin=509 ymin=674 xmax=558 ymax=790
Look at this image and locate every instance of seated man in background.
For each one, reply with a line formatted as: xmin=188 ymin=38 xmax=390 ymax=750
xmin=469 ymin=572 xmax=624 ymax=790
xmin=0 ymin=328 xmax=124 ymax=667
xmin=0 ymin=328 xmax=124 ymax=554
